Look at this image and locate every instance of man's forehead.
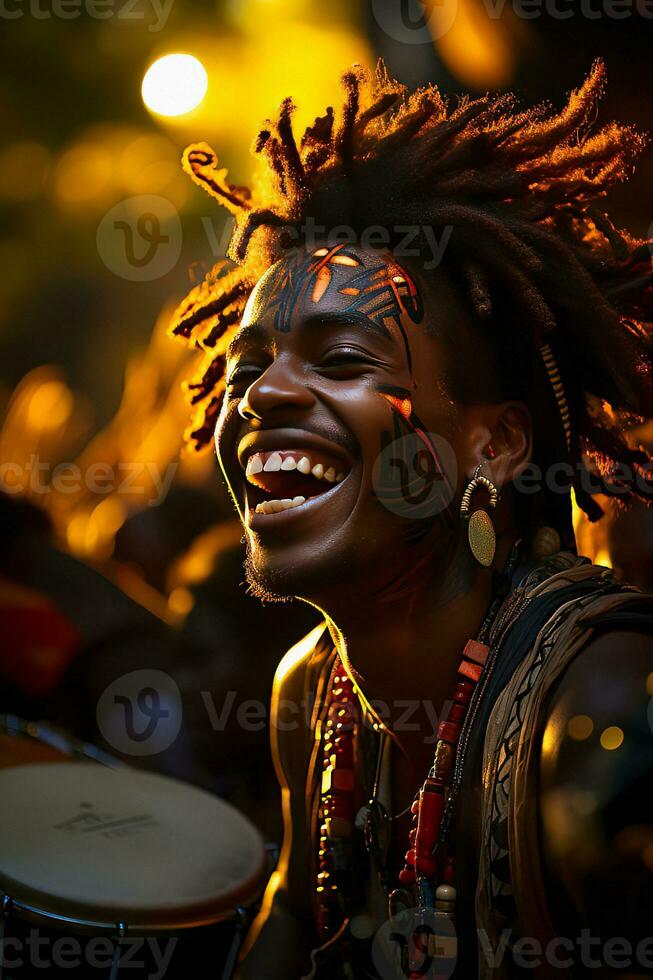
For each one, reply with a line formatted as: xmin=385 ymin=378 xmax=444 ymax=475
xmin=240 ymin=243 xmax=423 ymax=334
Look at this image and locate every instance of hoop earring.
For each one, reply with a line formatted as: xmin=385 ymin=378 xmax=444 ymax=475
xmin=460 ymin=463 xmax=499 ymax=567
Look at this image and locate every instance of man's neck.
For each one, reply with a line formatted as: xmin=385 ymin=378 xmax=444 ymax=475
xmin=322 ymin=534 xmax=515 ymax=760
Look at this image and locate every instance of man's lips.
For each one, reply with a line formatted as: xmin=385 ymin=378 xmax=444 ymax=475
xmin=236 ymin=430 xmax=354 ymax=520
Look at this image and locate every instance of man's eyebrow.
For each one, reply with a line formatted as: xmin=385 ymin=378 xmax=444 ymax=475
xmin=302 ymin=311 xmax=393 ymax=342
xmin=226 ymin=311 xmax=395 ymax=360
xmin=225 ymin=322 xmax=271 ymax=360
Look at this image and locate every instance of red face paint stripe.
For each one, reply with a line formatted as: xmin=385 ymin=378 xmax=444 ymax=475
xmin=379 ymin=390 xmax=453 ymax=497
xmin=380 ymin=391 xmax=413 ymax=421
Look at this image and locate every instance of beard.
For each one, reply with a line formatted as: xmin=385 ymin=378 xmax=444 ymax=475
xmin=243 ymin=542 xmax=296 ymax=604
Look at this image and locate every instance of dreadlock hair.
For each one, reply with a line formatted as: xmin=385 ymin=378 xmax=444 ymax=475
xmin=169 ymin=58 xmax=653 ymax=539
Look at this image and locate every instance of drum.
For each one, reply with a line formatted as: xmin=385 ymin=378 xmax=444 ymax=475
xmin=0 ymin=762 xmax=267 ymax=979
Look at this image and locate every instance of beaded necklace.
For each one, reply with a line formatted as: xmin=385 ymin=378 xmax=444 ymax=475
xmin=314 ymin=543 xmax=523 ymax=966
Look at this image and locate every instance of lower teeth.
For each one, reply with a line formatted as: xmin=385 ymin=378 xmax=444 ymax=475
xmin=255 ymin=495 xmax=306 ymax=515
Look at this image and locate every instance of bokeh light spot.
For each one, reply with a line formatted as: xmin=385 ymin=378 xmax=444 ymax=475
xmin=168 ymin=587 xmax=195 ymax=617
xmin=27 ymin=381 xmax=74 ymax=431
xmin=142 ymin=54 xmax=208 ymax=118
xmin=54 ymin=143 xmax=113 ymax=208
xmin=600 ymin=726 xmax=624 ymax=751
xmin=567 ymin=714 xmax=594 ymax=741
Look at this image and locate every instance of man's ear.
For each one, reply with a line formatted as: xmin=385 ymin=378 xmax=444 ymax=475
xmin=460 ymin=401 xmax=533 ymax=488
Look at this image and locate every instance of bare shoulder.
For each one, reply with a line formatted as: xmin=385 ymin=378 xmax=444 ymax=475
xmin=237 ymin=623 xmax=330 ymax=977
xmin=271 ymin=620 xmax=329 ymax=789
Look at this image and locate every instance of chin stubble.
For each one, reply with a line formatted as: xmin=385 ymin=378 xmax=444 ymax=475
xmin=243 ymin=545 xmax=295 ymax=604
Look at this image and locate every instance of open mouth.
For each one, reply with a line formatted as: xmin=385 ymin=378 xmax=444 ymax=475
xmin=242 ymin=449 xmax=350 ymax=516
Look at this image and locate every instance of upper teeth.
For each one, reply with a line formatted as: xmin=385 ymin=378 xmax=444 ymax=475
xmin=263 ymin=452 xmax=282 ymax=472
xmin=246 ymin=452 xmax=345 ymax=484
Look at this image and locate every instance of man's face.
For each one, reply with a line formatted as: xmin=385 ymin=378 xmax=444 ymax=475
xmin=216 ymin=243 xmax=467 ymax=604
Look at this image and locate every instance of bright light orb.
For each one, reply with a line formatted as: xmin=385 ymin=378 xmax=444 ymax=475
xmin=142 ymin=54 xmax=208 ymax=118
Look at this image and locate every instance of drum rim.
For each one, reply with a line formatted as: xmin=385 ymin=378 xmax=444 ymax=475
xmin=0 ymin=714 xmax=121 ymax=768
xmin=0 ymin=866 xmax=266 ymax=935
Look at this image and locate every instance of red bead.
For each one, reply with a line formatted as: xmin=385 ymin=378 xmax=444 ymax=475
xmin=333 ymin=746 xmax=353 ymax=767
xmin=453 ymin=679 xmax=475 ymax=703
xmin=414 ymin=781 xmax=444 ymax=876
xmin=399 ymin=866 xmax=416 ymax=886
xmin=446 ymin=702 xmax=466 ymax=724
xmin=458 ymin=658 xmax=482 ymax=683
xmin=332 ymin=685 xmax=353 ymax=700
xmin=330 ymin=796 xmax=353 ymax=820
xmin=463 ymin=638 xmax=490 ymax=666
xmin=437 ymin=720 xmax=460 ymax=744
xmin=321 ymin=767 xmax=355 ymax=794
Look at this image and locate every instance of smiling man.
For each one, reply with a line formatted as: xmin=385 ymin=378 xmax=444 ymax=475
xmin=170 ymin=62 xmax=653 ymax=979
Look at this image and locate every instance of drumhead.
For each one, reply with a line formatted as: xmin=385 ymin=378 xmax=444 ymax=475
xmin=0 ymin=763 xmax=266 ymax=932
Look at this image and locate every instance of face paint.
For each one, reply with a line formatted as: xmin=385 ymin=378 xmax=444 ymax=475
xmin=216 ymin=242 xmax=461 ymax=605
xmin=374 ymin=384 xmax=455 ymax=533
xmin=260 ymin=245 xmax=424 ymax=380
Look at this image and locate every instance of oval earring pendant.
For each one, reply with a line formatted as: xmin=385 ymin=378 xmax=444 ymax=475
xmin=468 ymin=509 xmax=496 ymax=567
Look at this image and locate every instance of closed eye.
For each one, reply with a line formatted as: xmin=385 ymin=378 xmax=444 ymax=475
xmin=226 ymin=364 xmax=264 ymax=391
xmin=317 ymin=348 xmax=382 ymax=376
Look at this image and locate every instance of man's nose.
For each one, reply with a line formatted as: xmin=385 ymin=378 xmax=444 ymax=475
xmin=238 ymin=359 xmax=316 ymax=421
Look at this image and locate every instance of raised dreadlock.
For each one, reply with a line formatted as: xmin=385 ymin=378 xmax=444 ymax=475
xmin=169 ymin=59 xmax=653 ymax=527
